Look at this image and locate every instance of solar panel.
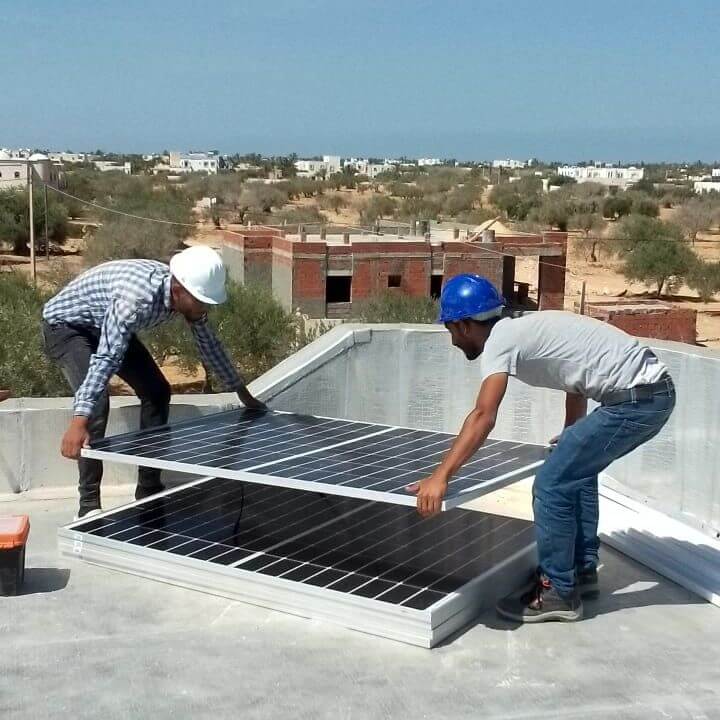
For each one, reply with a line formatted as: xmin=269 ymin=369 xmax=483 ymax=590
xmin=83 ymin=409 xmax=546 ymax=510
xmin=59 ymin=478 xmax=536 ymax=647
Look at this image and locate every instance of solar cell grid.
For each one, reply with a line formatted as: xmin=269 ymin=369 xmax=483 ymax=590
xmin=83 ymin=410 xmax=546 ymax=510
xmin=71 ymin=479 xmax=535 ymax=610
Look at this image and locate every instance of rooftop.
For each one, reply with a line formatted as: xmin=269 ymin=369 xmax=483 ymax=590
xmin=4 ymin=491 xmax=718 ymax=719
xmin=2 ymin=325 xmax=719 ymax=717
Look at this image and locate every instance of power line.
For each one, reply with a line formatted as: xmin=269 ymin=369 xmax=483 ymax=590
xmin=45 ymin=184 xmax=196 ymax=227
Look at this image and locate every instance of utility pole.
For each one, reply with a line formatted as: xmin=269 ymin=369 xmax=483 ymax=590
xmin=28 ymin=162 xmax=36 ymax=285
xmin=44 ymin=182 xmax=50 ymax=261
xmin=579 ymin=280 xmax=587 ymax=315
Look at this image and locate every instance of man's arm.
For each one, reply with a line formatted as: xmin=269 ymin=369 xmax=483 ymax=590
xmin=62 ymin=299 xmax=136 ymax=459
xmin=548 ymin=393 xmax=588 ymax=449
xmin=189 ymin=316 xmax=265 ymax=409
xmin=564 ymin=392 xmax=587 ymax=428
xmin=407 ymin=373 xmax=509 ymax=518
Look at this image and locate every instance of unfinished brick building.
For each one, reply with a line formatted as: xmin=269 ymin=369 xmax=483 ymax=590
xmin=219 ymin=227 xmax=568 ymax=319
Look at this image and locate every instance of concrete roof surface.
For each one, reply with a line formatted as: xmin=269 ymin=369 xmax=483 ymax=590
xmin=2 ymin=492 xmax=719 ymax=720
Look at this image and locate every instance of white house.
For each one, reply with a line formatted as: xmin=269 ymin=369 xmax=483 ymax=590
xmin=0 ymin=150 xmax=27 ymax=189
xmin=48 ymin=151 xmax=86 ymax=164
xmin=344 ymin=158 xmax=395 ymax=178
xmin=694 ymin=180 xmax=720 ymax=195
xmin=418 ymin=158 xmax=442 ymax=167
xmin=712 ymin=168 xmax=720 ymax=179
xmin=168 ymin=151 xmax=219 ymax=174
xmin=557 ymin=164 xmax=644 ymax=189
xmin=93 ymin=160 xmax=132 ymax=174
xmin=0 ymin=151 xmax=64 ymax=190
xmin=295 ymin=155 xmax=342 ymax=178
xmin=492 ymin=159 xmax=527 ymax=169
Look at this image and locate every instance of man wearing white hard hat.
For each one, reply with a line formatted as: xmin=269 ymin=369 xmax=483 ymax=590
xmin=42 ymin=245 xmax=265 ymax=519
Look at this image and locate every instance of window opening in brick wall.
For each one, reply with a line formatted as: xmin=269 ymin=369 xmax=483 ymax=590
xmin=430 ymin=275 xmax=443 ymax=299
xmin=326 ymin=275 xmax=352 ymax=303
xmin=388 ymin=274 xmax=402 ymax=288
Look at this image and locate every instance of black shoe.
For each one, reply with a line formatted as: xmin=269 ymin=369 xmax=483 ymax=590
xmin=497 ymin=576 xmax=583 ymax=623
xmin=577 ymin=565 xmax=599 ymax=597
xmin=135 ymin=483 xmax=165 ymax=501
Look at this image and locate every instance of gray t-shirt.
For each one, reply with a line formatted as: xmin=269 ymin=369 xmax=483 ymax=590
xmin=480 ymin=311 xmax=668 ymax=402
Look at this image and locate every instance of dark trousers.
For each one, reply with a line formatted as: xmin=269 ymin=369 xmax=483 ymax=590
xmin=43 ymin=322 xmax=171 ymax=510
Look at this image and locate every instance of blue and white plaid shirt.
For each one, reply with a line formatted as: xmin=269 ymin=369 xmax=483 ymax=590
xmin=43 ymin=259 xmax=246 ymax=417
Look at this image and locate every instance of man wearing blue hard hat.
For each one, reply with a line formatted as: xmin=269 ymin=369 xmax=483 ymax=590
xmin=408 ymin=273 xmax=675 ymax=623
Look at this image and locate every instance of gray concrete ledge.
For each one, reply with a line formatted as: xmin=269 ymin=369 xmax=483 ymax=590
xmin=0 ymin=393 xmax=237 ymax=494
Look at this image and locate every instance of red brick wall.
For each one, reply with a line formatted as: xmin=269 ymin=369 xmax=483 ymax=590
xmin=537 ymin=232 xmax=568 ymax=310
xmin=350 ymin=242 xmax=431 ymax=301
xmin=289 ymin=242 xmax=327 ymax=316
xmin=441 ymin=242 xmax=504 ymax=291
xmin=351 ymin=257 xmax=431 ymax=299
xmin=587 ymin=306 xmax=697 ymax=344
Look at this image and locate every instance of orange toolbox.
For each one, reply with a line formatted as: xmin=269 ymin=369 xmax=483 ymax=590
xmin=0 ymin=515 xmax=30 ymax=596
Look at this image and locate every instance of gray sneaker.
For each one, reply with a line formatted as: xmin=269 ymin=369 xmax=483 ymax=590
xmin=497 ymin=576 xmax=584 ymax=623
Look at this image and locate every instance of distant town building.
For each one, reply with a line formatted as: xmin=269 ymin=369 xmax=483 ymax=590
xmin=0 ymin=151 xmax=64 ymax=190
xmin=295 ymin=155 xmax=342 ymax=178
xmin=346 ymin=158 xmax=395 ymax=178
xmin=48 ymin=151 xmax=87 ymax=164
xmin=712 ymin=168 xmax=720 ymax=178
xmin=233 ymin=162 xmax=263 ymax=171
xmin=93 ymin=160 xmax=132 ymax=174
xmin=557 ymin=164 xmax=644 ymax=189
xmin=694 ymin=180 xmax=720 ymax=195
xmin=167 ymin=151 xmax=219 ymax=174
xmin=492 ymin=159 xmax=527 ymax=169
xmin=418 ymin=158 xmax=443 ymax=167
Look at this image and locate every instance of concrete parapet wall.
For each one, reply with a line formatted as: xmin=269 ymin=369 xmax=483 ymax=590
xmin=0 ymin=394 xmax=237 ymax=494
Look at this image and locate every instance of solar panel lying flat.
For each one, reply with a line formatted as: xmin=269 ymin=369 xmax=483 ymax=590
xmin=59 ymin=477 xmax=536 ymax=647
xmin=84 ymin=409 xmax=546 ymax=510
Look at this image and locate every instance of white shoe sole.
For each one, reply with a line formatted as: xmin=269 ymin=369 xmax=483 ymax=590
xmin=496 ymin=604 xmax=584 ymax=623
xmin=73 ymin=508 xmax=102 ymax=522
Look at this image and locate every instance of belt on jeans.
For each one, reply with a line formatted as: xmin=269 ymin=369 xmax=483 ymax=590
xmin=601 ymin=377 xmax=675 ymax=406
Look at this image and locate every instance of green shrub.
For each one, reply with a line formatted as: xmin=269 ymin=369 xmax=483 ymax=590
xmin=686 ymin=259 xmax=720 ymax=302
xmin=142 ymin=281 xmax=324 ymax=389
xmin=84 ymin=218 xmax=184 ymax=265
xmin=356 ymin=292 xmax=438 ymax=324
xmin=0 ymin=272 xmax=67 ymax=396
xmin=0 ymin=188 xmax=69 ymax=254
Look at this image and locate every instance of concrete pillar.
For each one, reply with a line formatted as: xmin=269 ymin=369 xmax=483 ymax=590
xmin=343 ymin=233 xmax=350 ymax=244
xmin=300 ymin=231 xmax=307 ymax=243
xmin=320 ymin=226 xmax=327 ymax=240
xmin=453 ymin=227 xmax=460 ymax=239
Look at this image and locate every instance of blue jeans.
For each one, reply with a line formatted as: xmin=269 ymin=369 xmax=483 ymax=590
xmin=533 ymin=379 xmax=676 ymax=596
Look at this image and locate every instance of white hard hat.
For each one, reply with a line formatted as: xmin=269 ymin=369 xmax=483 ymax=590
xmin=169 ymin=245 xmax=227 ymax=305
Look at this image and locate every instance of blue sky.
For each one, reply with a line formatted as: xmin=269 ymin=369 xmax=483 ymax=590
xmin=2 ymin=0 xmax=719 ymax=161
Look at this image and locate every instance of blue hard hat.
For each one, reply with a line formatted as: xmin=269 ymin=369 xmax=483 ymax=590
xmin=438 ymin=274 xmax=505 ymax=323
